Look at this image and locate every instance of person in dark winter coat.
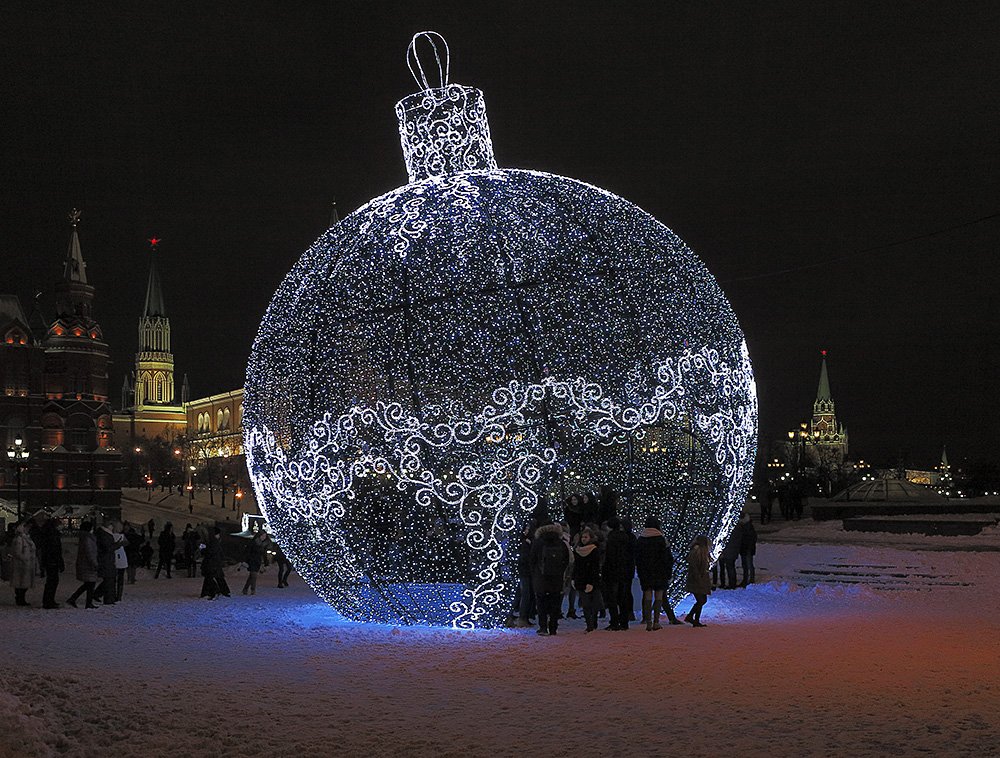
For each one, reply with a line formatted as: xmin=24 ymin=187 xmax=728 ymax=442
xmin=66 ymin=520 xmax=99 ymax=608
xmin=0 ymin=523 xmax=17 ymax=584
xmin=563 ymin=495 xmax=582 ymax=538
xmin=762 ymin=488 xmax=776 ymax=525
xmin=154 ymin=523 xmax=176 ymax=579
xmin=508 ymin=519 xmax=536 ymax=627
xmin=200 ymin=528 xmax=231 ymax=599
xmin=738 ymin=513 xmax=757 ymax=586
xmin=530 ymin=522 xmax=570 ymax=636
xmin=273 ymin=543 xmax=292 ymax=588
xmin=579 ymin=493 xmax=599 ymax=526
xmin=35 ymin=515 xmax=65 ymax=609
xmin=601 ymin=516 xmax=634 ymax=630
xmin=634 ymin=516 xmax=680 ymax=630
xmin=242 ymin=531 xmax=267 ymax=595
xmin=94 ymin=522 xmax=122 ymax=605
xmin=572 ymin=526 xmax=602 ymax=632
xmin=10 ymin=523 xmax=38 ymax=607
xmin=792 ymin=484 xmax=805 ymax=520
xmin=777 ymin=486 xmax=791 ymax=520
xmin=124 ymin=524 xmax=142 ymax=583
xmin=182 ymin=524 xmax=200 ymax=578
xmin=682 ymin=534 xmax=712 ymax=627
xmin=139 ymin=540 xmax=153 ymax=569
xmin=597 ymin=485 xmax=619 ymax=526
xmin=719 ymin=523 xmax=742 ymax=589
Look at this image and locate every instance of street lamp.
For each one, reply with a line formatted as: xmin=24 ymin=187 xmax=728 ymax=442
xmin=787 ymin=423 xmax=818 ymax=474
xmin=133 ymin=446 xmax=143 ymax=489
xmin=786 ymin=430 xmax=798 ymax=475
xmin=221 ymin=473 xmax=228 ymax=509
xmin=6 ymin=436 xmax=30 ymax=522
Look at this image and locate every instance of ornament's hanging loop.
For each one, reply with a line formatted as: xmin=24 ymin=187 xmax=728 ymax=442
xmin=407 ymin=31 xmax=450 ymax=91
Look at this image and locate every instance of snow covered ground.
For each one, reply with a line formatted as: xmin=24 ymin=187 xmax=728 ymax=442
xmin=1 ymin=534 xmax=999 ymax=757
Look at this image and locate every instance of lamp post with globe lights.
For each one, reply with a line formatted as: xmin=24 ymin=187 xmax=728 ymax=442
xmin=787 ymin=423 xmax=820 ymax=478
xmin=6 ymin=437 xmax=30 ymax=522
xmin=766 ymin=457 xmax=785 ymax=483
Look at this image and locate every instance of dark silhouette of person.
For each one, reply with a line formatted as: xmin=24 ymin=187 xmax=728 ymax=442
xmin=601 ymin=516 xmax=634 ymax=630
xmin=36 ymin=514 xmax=65 ymax=609
xmin=154 ymin=522 xmax=175 ymax=579
xmin=530 ymin=521 xmax=570 ymax=636
xmin=66 ymin=520 xmax=99 ymax=609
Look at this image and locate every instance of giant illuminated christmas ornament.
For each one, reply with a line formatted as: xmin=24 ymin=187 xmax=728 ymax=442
xmin=244 ymin=32 xmax=757 ymax=628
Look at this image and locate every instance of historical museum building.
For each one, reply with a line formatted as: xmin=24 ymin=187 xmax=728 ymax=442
xmin=0 ymin=213 xmax=121 ymax=513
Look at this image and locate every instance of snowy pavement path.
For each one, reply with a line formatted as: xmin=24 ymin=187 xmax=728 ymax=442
xmin=1 ymin=543 xmax=998 ymax=757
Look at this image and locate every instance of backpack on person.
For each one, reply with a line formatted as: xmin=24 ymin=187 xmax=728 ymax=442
xmin=540 ymin=541 xmax=566 ymax=578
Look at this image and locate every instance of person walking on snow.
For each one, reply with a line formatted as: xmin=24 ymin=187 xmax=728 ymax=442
xmin=200 ymin=527 xmax=231 ymax=599
xmin=242 ymin=531 xmax=266 ymax=595
xmin=683 ymin=535 xmax=712 ymax=627
xmin=154 ymin=522 xmax=175 ymax=579
xmin=35 ymin=513 xmax=64 ymax=609
xmin=66 ymin=520 xmax=99 ymax=608
xmin=273 ymin=543 xmax=292 ymax=588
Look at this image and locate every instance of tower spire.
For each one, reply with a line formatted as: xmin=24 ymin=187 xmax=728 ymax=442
xmin=63 ymin=208 xmax=87 ymax=284
xmin=816 ymin=349 xmax=831 ymax=402
xmin=143 ymin=237 xmax=167 ymax=317
xmin=806 ymin=349 xmax=848 ymax=467
xmin=329 ymin=197 xmax=340 ymax=227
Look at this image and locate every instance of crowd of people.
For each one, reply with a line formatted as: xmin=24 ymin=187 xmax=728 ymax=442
xmin=2 ymin=493 xmax=760 ymax=630
xmin=509 ymin=490 xmax=758 ymax=635
xmin=0 ymin=510 xmax=294 ymax=609
xmin=758 ymin=483 xmax=807 ymax=523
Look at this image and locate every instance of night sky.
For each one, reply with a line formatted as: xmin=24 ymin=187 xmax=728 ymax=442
xmin=3 ymin=2 xmax=998 ymax=468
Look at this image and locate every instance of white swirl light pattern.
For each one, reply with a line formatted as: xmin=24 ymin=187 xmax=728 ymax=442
xmin=247 ymin=345 xmax=754 ymax=627
xmin=396 ymin=85 xmax=497 ymax=183
xmin=244 ymin=35 xmax=757 ymax=628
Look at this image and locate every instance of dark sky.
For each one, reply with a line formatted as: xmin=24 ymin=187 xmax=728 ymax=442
xmin=2 ymin=2 xmax=998 ymax=468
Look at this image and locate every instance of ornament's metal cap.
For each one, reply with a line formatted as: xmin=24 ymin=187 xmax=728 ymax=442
xmin=395 ymin=32 xmax=498 ymax=183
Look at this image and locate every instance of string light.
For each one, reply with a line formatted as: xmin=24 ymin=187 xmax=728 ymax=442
xmin=244 ymin=34 xmax=757 ymax=628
